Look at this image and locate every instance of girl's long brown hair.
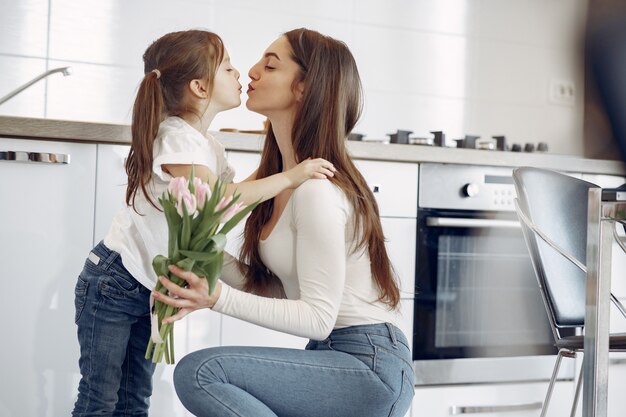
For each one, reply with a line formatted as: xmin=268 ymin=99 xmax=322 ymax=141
xmin=125 ymin=30 xmax=224 ymax=211
xmin=240 ymin=28 xmax=400 ymax=309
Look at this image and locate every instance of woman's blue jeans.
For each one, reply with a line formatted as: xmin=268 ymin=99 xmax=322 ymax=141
xmin=174 ymin=323 xmax=415 ymax=417
xmin=72 ymin=242 xmax=156 ymax=417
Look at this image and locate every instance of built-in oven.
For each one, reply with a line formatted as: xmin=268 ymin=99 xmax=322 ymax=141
xmin=412 ymin=163 xmax=574 ymax=385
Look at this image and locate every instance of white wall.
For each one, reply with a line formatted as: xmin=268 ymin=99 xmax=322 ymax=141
xmin=0 ymin=0 xmax=588 ymax=155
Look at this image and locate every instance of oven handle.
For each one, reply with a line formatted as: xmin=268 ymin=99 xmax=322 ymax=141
xmin=450 ymin=401 xmax=542 ymax=414
xmin=426 ymin=217 xmax=521 ymax=229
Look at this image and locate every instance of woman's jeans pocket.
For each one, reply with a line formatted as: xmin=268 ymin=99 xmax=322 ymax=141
xmin=329 ymin=334 xmax=377 ymax=371
xmin=99 ymin=270 xmax=140 ymax=300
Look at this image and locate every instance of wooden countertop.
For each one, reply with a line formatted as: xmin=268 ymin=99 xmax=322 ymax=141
xmin=1 ymin=115 xmax=625 ymax=175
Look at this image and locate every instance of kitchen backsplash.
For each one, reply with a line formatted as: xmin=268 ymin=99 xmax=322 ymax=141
xmin=0 ymin=0 xmax=588 ymax=155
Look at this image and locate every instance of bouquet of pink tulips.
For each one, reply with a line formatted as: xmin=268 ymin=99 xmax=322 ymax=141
xmin=146 ymin=168 xmax=257 ymax=364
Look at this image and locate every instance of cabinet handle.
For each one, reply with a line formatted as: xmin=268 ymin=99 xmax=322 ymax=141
xmin=450 ymin=401 xmax=542 ymax=414
xmin=0 ymin=150 xmax=70 ymax=164
xmin=371 ymin=184 xmax=381 ymax=193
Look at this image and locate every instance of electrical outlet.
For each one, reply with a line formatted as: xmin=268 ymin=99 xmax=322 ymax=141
xmin=549 ymin=79 xmax=576 ymax=106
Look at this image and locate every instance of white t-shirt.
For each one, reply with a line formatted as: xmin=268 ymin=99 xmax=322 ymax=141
xmin=104 ymin=116 xmax=235 ymax=290
xmin=213 ymin=180 xmax=401 ymax=341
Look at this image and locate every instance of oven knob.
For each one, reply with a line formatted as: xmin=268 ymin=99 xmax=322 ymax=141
xmin=462 ymin=183 xmax=480 ymax=197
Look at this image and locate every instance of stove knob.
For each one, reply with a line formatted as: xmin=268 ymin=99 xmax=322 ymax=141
xmin=462 ymin=183 xmax=480 ymax=197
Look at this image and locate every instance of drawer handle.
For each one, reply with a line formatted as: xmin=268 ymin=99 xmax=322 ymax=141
xmin=0 ymin=150 xmax=70 ymax=164
xmin=450 ymin=401 xmax=542 ymax=414
xmin=371 ymin=184 xmax=381 ymax=193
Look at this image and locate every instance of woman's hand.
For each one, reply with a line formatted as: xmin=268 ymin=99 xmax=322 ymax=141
xmin=152 ymin=264 xmax=222 ymax=324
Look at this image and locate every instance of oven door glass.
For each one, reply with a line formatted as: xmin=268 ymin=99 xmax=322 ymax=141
xmin=413 ymin=209 xmax=558 ymax=361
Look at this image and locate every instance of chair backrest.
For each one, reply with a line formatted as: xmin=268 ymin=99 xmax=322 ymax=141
xmin=513 ymin=167 xmax=600 ymax=330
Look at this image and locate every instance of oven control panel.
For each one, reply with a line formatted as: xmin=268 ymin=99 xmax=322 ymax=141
xmin=419 ymin=163 xmax=517 ymax=211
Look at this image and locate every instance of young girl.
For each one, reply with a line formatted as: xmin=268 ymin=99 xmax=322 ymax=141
xmin=72 ymin=29 xmax=334 ymax=417
xmin=154 ymin=28 xmax=414 ymax=417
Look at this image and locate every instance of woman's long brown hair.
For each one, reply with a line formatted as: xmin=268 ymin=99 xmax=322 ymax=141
xmin=125 ymin=30 xmax=224 ymax=211
xmin=240 ymin=28 xmax=400 ymax=309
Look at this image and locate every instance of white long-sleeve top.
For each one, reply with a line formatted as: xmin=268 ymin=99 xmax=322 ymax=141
xmin=213 ymin=179 xmax=400 ymax=341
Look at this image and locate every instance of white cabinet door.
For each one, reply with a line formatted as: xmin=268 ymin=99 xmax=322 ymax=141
xmin=221 ymin=315 xmax=309 ymax=349
xmin=150 ymin=309 xmax=222 ymax=417
xmin=223 ymin=151 xmax=260 ymax=257
xmin=608 ymin=353 xmax=626 ymax=417
xmin=0 ymin=139 xmax=96 ymax=417
xmin=354 ymin=159 xmax=418 ymax=218
xmin=412 ymin=381 xmax=574 ymax=417
xmin=381 ymin=217 xmax=417 ymax=298
xmin=226 ymin=151 xmax=261 ymax=182
xmin=94 ymin=144 xmax=129 ymax=244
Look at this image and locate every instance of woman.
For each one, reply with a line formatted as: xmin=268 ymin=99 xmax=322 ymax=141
xmin=153 ymin=28 xmax=415 ymax=417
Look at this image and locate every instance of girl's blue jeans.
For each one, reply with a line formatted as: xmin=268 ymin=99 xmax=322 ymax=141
xmin=72 ymin=242 xmax=156 ymax=417
xmin=174 ymin=322 xmax=415 ymax=417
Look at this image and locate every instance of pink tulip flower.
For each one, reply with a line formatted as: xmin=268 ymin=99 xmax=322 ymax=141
xmin=215 ymin=195 xmax=233 ymax=212
xmin=194 ymin=180 xmax=211 ymax=209
xmin=221 ymin=201 xmax=245 ymax=223
xmin=176 ymin=189 xmax=197 ymax=217
xmin=168 ymin=177 xmax=188 ymax=198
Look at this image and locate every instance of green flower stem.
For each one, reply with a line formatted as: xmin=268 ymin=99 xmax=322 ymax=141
xmin=169 ymin=326 xmax=175 ymax=363
xmin=153 ymin=304 xmax=176 ymax=363
xmin=145 ymin=338 xmax=154 ymax=360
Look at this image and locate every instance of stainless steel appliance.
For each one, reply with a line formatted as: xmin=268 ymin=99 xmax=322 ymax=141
xmin=412 ymin=163 xmax=574 ymax=385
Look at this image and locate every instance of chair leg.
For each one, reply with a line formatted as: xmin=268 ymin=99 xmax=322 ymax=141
xmin=541 ymin=351 xmax=564 ymax=417
xmin=541 ymin=349 xmax=570 ymax=417
xmin=569 ymin=357 xmax=584 ymax=417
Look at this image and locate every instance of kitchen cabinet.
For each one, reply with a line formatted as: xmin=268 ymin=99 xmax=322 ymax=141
xmin=412 ymin=381 xmax=574 ymax=417
xmin=355 ymin=159 xmax=419 ymax=218
xmin=381 ymin=217 xmax=417 ymax=298
xmin=568 ymin=351 xmax=626 ymax=417
xmin=93 ymin=144 xmax=129 ymax=243
xmin=607 ymin=352 xmax=626 ymax=417
xmin=223 ymin=150 xmax=260 ymax=256
xmin=358 ymin=160 xmax=418 ymax=356
xmin=0 ymin=138 xmax=96 ymax=417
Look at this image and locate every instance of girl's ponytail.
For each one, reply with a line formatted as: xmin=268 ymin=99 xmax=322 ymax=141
xmin=126 ymin=70 xmax=164 ymax=211
xmin=124 ymin=30 xmax=225 ymax=213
